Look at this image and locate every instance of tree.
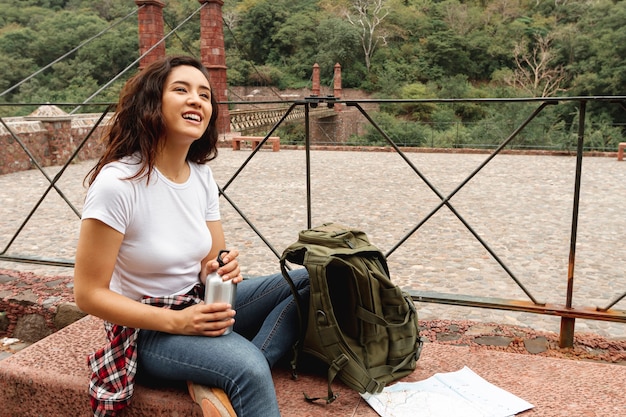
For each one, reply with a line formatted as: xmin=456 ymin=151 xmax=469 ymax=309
xmin=235 ymin=0 xmax=291 ymax=65
xmin=567 ymin=0 xmax=626 ymax=95
xmin=270 ymin=11 xmax=320 ymax=71
xmin=30 ymin=11 xmax=108 ymax=68
xmin=421 ymin=24 xmax=477 ymax=80
xmin=504 ymin=34 xmax=568 ymax=97
xmin=343 ymin=0 xmax=389 ymax=72
xmin=314 ymin=17 xmax=363 ymax=86
xmin=75 ymin=23 xmax=138 ymax=85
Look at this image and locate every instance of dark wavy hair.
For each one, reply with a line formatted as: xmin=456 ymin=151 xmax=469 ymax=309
xmin=86 ymin=55 xmax=220 ymax=185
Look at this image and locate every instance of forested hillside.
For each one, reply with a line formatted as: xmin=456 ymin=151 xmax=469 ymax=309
xmin=1 ymin=0 xmax=624 ymax=149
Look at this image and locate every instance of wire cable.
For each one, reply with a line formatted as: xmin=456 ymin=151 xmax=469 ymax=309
xmin=163 ymin=12 xmax=199 ymax=58
xmin=0 ymin=6 xmax=141 ymax=99
xmin=69 ymin=3 xmax=207 ymax=114
xmin=222 ymin=17 xmax=285 ymax=101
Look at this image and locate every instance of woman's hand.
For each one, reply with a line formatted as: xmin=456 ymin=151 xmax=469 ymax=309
xmin=174 ymin=302 xmax=236 ymax=336
xmin=200 ymin=249 xmax=244 ymax=285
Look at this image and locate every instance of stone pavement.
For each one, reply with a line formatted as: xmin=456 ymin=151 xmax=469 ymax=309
xmin=1 ymin=147 xmax=626 ymax=340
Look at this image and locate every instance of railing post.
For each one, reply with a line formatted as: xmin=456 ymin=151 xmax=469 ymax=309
xmin=559 ymin=99 xmax=586 ymax=348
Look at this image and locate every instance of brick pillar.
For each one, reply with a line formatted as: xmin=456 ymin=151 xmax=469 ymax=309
xmin=333 ymin=62 xmax=342 ymax=112
xmin=135 ymin=0 xmax=166 ymax=70
xmin=199 ymin=0 xmax=230 ymax=134
xmin=25 ymin=105 xmax=74 ymax=166
xmin=44 ymin=119 xmax=73 ymax=166
xmin=312 ymin=63 xmax=320 ymax=97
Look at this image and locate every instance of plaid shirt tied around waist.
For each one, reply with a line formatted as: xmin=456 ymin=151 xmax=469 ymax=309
xmin=87 ymin=284 xmax=203 ymax=417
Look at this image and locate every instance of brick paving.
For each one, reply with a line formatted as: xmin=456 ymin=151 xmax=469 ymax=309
xmin=1 ymin=147 xmax=626 ymax=339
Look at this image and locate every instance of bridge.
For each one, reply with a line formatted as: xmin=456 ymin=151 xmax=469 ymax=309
xmin=229 ymin=101 xmax=337 ymax=135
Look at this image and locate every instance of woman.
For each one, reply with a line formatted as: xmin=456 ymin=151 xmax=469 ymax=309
xmin=74 ymin=55 xmax=309 ymax=417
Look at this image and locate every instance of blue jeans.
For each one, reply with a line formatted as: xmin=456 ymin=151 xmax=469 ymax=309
xmin=136 ymin=268 xmax=309 ymax=417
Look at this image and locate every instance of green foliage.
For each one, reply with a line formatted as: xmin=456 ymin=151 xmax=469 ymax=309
xmin=564 ymin=0 xmax=626 ymax=125
xmin=75 ymin=26 xmax=138 ymax=84
xmin=0 ymin=0 xmax=624 ymax=149
xmin=235 ymin=0 xmax=291 ymax=65
xmin=0 ymin=5 xmax=50 ymax=26
xmin=248 ymin=65 xmax=287 ymax=88
xmin=276 ymin=121 xmax=307 ymax=145
xmin=0 ymin=26 xmax=38 ymax=58
xmin=434 ymin=75 xmax=488 ymax=122
xmin=583 ymin=121 xmax=624 ymax=152
xmin=392 ymin=82 xmax=438 ymax=121
xmin=162 ymin=0 xmax=201 ymax=57
xmin=0 ymin=56 xmax=37 ymax=94
xmin=84 ymin=0 xmax=140 ymax=21
xmin=0 ymin=2 xmax=139 ymax=106
xmin=29 ymin=11 xmax=107 ymax=67
xmin=311 ymin=18 xmax=363 ymax=87
xmin=359 ymin=112 xmax=428 ymax=147
xmin=226 ymin=55 xmax=254 ymax=86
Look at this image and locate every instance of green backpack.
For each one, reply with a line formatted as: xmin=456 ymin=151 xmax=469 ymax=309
xmin=280 ymin=223 xmax=423 ymax=403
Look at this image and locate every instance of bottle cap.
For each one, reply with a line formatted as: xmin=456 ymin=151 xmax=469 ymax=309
xmin=217 ymin=249 xmax=229 ymax=267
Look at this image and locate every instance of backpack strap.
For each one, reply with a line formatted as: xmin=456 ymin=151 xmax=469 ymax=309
xmin=303 ymin=353 xmax=347 ymax=403
xmin=355 ymin=304 xmax=413 ymax=328
xmin=302 ymin=262 xmax=386 ymax=403
xmin=279 ymin=256 xmax=306 ymax=380
xmin=368 ymin=349 xmax=420 ymax=380
xmin=303 ymin=346 xmax=385 ymax=403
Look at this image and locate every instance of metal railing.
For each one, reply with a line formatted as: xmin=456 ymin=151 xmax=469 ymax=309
xmin=219 ymin=96 xmax=626 ymax=348
xmin=1 ymin=96 xmax=625 ymax=348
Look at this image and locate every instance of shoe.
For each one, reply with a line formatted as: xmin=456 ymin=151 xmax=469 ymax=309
xmin=187 ymin=381 xmax=237 ymax=417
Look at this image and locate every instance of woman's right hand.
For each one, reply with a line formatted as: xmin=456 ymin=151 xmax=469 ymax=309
xmin=175 ymin=302 xmax=236 ymax=336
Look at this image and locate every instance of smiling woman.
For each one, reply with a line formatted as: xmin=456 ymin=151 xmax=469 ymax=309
xmin=84 ymin=56 xmax=220 ymax=187
xmin=155 ymin=65 xmax=214 ymax=183
xmin=72 ymin=56 xmax=310 ymax=417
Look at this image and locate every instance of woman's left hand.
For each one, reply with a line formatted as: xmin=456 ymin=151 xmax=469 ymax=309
xmin=200 ymin=249 xmax=243 ymax=284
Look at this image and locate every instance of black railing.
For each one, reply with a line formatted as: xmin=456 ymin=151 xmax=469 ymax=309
xmin=1 ymin=96 xmax=625 ymax=348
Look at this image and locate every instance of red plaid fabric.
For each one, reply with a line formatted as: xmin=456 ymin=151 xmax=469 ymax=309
xmin=88 ymin=285 xmax=203 ymax=417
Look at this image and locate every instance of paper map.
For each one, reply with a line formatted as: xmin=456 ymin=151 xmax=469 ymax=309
xmin=361 ymin=366 xmax=534 ymax=417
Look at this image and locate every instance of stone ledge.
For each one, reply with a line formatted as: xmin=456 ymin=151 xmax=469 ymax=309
xmin=0 ymin=270 xmax=85 ymax=342
xmin=3 ymin=315 xmax=626 ymax=417
xmin=0 ymin=315 xmax=202 ymax=417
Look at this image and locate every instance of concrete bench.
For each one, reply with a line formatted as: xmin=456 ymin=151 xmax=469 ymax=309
xmin=0 ymin=315 xmax=371 ymax=416
xmin=0 ymin=316 xmax=202 ymax=416
xmin=231 ymin=136 xmax=280 ymax=152
xmin=618 ymin=142 xmax=626 ymax=161
xmin=3 ymin=315 xmax=625 ymax=416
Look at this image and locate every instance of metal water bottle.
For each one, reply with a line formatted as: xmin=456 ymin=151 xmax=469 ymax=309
xmin=204 ymin=250 xmax=237 ymax=335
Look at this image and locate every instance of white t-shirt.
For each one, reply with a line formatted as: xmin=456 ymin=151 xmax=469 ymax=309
xmin=82 ymin=155 xmax=220 ymax=300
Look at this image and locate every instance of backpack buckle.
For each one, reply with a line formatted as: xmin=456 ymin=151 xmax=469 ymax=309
xmin=331 ymin=354 xmax=349 ymax=371
xmin=316 ymin=309 xmax=328 ymax=325
xmin=366 ymin=379 xmax=384 ymax=394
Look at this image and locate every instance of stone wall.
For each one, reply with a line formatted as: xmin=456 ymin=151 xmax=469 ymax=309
xmin=0 ymin=106 xmax=108 ymax=175
xmin=0 ymin=92 xmax=377 ymax=176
